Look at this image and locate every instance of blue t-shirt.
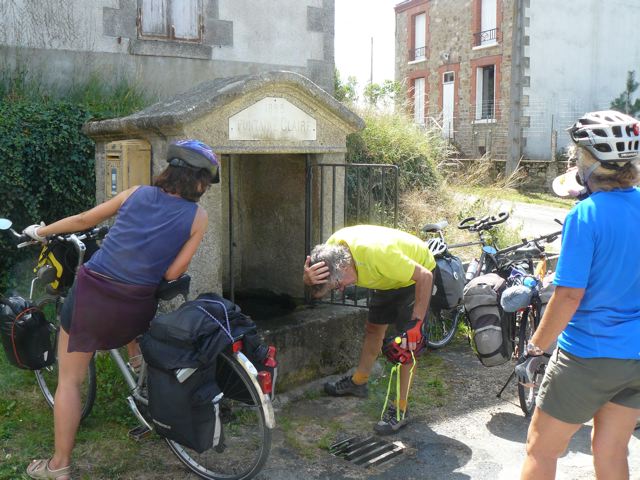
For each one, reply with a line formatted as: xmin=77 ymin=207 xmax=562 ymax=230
xmin=554 ymin=188 xmax=640 ymax=359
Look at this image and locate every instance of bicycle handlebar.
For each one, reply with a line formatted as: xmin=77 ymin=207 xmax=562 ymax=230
xmin=458 ymin=211 xmax=510 ymax=232
xmin=496 ymin=229 xmax=562 ymax=258
xmin=4 ymin=223 xmax=109 ymax=251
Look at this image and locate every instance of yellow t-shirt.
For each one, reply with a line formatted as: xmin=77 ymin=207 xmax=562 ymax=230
xmin=326 ymin=225 xmax=436 ymax=290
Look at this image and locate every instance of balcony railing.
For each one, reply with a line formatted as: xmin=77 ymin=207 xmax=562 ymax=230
xmin=473 ymin=28 xmax=498 ymax=47
xmin=409 ymin=46 xmax=426 ymax=62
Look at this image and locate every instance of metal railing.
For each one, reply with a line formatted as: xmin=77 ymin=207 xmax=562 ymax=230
xmin=473 ymin=28 xmax=498 ymax=46
xmin=409 ymin=46 xmax=426 ymax=61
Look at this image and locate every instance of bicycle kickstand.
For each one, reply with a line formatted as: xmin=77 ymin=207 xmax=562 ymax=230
xmin=496 ymin=370 xmax=516 ymax=398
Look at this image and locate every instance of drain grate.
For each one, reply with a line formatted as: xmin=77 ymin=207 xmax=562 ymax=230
xmin=329 ymin=436 xmax=405 ymax=468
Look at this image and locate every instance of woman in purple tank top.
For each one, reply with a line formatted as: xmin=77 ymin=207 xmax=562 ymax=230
xmin=21 ymin=140 xmax=218 ymax=480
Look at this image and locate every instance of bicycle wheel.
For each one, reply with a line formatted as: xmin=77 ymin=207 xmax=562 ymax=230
xmin=425 ymin=306 xmax=462 ymax=349
xmin=34 ymin=297 xmax=97 ymax=420
xmin=517 ymin=306 xmax=544 ymax=416
xmin=166 ymin=350 xmax=273 ymax=480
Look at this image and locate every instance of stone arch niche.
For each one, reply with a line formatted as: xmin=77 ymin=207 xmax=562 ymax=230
xmin=83 ymin=71 xmax=364 ymax=313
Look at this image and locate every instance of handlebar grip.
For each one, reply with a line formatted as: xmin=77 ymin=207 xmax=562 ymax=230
xmin=96 ymin=225 xmax=109 ymax=238
xmin=488 ymin=211 xmax=509 ymax=226
xmin=457 ymin=216 xmax=476 ymax=230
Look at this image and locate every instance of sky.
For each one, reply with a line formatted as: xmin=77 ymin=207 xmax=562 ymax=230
xmin=334 ymin=0 xmax=398 ymax=91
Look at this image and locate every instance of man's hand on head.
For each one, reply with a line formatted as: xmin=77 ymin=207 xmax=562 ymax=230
xmin=303 ymin=256 xmax=330 ymax=285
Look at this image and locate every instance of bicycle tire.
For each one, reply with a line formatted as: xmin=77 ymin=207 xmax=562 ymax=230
xmin=166 ymin=350 xmax=272 ymax=480
xmin=425 ymin=307 xmax=462 ymax=349
xmin=34 ymin=297 xmax=97 ymax=421
xmin=517 ymin=306 xmax=544 ymax=416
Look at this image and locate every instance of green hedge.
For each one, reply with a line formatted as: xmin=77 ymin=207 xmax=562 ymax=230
xmin=0 ymin=100 xmax=96 ymax=291
xmin=0 ymin=77 xmax=152 ymax=293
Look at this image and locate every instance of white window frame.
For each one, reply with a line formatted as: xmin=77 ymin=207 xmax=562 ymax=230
xmin=475 ymin=65 xmax=495 ymax=121
xmin=137 ymin=0 xmax=203 ymax=42
xmin=413 ymin=77 xmax=425 ymax=125
xmin=412 ymin=13 xmax=426 ymax=62
xmin=480 ymin=0 xmax=497 ymax=46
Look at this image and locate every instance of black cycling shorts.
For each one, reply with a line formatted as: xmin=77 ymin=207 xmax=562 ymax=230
xmin=368 ymin=285 xmax=415 ymax=330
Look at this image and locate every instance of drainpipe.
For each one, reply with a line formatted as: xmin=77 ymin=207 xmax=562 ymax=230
xmin=506 ymin=0 xmax=525 ymax=174
xmin=227 ymin=154 xmax=235 ymax=303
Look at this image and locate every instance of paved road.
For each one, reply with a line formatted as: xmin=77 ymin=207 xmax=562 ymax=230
xmin=261 ymin=343 xmax=640 ymax=480
xmin=456 ymin=194 xmax=571 ymax=252
xmin=500 ymin=201 xmax=569 ymax=252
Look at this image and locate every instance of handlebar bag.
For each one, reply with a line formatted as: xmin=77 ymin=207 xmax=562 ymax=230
xmin=0 ymin=297 xmax=56 ymax=370
xmin=462 ymin=273 xmax=512 ymax=367
xmin=431 ymin=254 xmax=466 ymax=310
xmin=35 ymin=239 xmax=99 ymax=294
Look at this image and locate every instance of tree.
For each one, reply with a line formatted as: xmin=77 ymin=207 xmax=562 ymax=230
xmin=333 ymin=69 xmax=358 ymax=104
xmin=362 ymin=80 xmax=401 ymax=109
xmin=610 ymin=71 xmax=640 ymax=117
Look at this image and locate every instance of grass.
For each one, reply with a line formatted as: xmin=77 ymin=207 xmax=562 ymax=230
xmin=276 ymin=351 xmax=452 ymax=460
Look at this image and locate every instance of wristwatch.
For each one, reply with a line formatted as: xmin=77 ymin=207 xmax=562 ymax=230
xmin=526 ymin=341 xmax=544 ymax=356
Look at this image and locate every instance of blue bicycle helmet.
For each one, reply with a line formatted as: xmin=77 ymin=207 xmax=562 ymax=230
xmin=167 ymin=140 xmax=220 ymax=183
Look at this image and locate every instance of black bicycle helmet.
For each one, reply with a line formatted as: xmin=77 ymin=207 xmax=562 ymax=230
xmin=167 ymin=139 xmax=220 ymax=183
xmin=568 ymin=110 xmax=640 ymax=163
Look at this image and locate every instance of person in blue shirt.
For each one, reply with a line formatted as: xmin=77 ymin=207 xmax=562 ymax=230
xmin=516 ymin=111 xmax=640 ymax=480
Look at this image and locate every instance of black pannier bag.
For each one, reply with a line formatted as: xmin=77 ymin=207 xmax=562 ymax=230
xmin=462 ymin=273 xmax=512 ymax=367
xmin=0 ymin=296 xmax=56 ymax=370
xmin=431 ymin=254 xmax=466 ymax=310
xmin=140 ymin=293 xmax=243 ymax=452
xmin=146 ymin=363 xmax=223 ymax=453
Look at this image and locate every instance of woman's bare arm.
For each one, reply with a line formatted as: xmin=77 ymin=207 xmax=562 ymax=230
xmin=164 ymin=205 xmax=208 ymax=280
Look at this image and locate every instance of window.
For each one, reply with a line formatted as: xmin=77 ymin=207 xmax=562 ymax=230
xmin=411 ymin=13 xmax=426 ymax=61
xmin=475 ymin=65 xmax=495 ymax=120
xmin=137 ymin=0 xmax=203 ymax=42
xmin=474 ymin=0 xmax=497 ymax=46
xmin=413 ymin=77 xmax=425 ymax=125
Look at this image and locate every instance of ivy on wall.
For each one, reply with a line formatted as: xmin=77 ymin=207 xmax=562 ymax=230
xmin=0 ymin=73 xmax=153 ymax=292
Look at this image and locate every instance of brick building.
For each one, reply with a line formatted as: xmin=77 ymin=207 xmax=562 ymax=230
xmin=395 ymin=0 xmax=640 ymax=172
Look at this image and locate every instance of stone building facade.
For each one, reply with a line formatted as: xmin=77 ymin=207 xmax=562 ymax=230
xmin=395 ymin=0 xmax=640 ymax=174
xmin=395 ymin=0 xmax=515 ymax=164
xmin=0 ymin=0 xmax=335 ymax=98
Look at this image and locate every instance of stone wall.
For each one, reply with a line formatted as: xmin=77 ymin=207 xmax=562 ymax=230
xmin=0 ymin=0 xmax=335 ymax=97
xmin=455 ymin=158 xmax=563 ymax=191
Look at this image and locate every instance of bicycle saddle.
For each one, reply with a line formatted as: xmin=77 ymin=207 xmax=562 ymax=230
xmin=422 ymin=220 xmax=448 ymax=233
xmin=156 ymin=274 xmax=191 ymax=301
xmin=512 ymin=245 xmax=542 ymax=259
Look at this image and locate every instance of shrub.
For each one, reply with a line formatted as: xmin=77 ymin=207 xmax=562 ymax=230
xmin=0 ymin=74 xmax=151 ymax=293
xmin=346 ymin=110 xmax=449 ymax=192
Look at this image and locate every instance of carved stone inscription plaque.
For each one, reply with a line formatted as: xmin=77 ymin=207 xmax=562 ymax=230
xmin=229 ymin=97 xmax=317 ymax=141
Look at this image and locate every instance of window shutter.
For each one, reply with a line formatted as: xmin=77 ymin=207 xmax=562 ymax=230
xmin=172 ymin=0 xmax=200 ymax=40
xmin=141 ymin=0 xmax=168 ymax=36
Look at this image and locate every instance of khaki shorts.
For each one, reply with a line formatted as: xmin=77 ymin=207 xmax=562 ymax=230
xmin=537 ymin=348 xmax=640 ymax=424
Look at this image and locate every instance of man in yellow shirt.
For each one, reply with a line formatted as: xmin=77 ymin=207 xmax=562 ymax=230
xmin=303 ymin=225 xmax=435 ymax=434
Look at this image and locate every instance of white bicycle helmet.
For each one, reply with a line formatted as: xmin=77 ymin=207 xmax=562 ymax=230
xmin=568 ymin=110 xmax=640 ymax=162
xmin=426 ymin=237 xmax=447 ymax=256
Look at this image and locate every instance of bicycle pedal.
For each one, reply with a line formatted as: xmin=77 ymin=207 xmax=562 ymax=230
xmin=128 ymin=425 xmax=152 ymax=441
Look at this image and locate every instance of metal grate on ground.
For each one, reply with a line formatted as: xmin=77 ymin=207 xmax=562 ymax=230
xmin=329 ymin=436 xmax=405 ymax=468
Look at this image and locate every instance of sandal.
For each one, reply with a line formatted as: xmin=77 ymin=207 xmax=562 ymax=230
xmin=26 ymin=458 xmax=71 ymax=479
